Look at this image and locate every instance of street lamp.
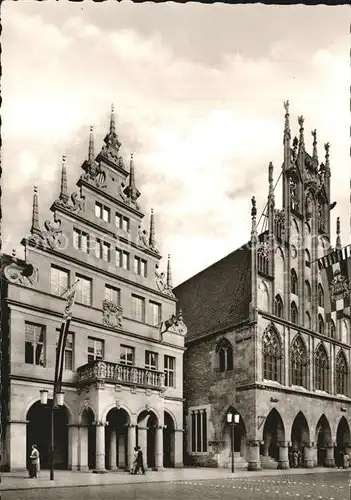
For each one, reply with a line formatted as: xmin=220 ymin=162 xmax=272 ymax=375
xmin=227 ymin=411 xmax=240 ymax=473
xmin=39 ymin=388 xmax=64 ymax=480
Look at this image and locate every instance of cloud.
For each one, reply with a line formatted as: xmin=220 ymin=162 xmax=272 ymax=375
xmin=2 ymin=3 xmax=350 ymax=285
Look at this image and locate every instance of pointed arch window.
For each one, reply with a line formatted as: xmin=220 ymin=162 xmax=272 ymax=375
xmin=318 ymin=284 xmax=324 ymax=308
xmin=341 ymin=319 xmax=349 ymax=344
xmin=318 ymin=314 xmax=325 ymax=335
xmin=216 ymin=339 xmax=233 ymax=373
xmin=290 ymin=336 xmax=308 ymax=388
xmin=274 ymin=294 xmax=283 ymax=318
xmin=291 ymin=302 xmax=298 ymax=324
xmin=305 ymin=280 xmax=311 ymax=302
xmin=291 ymin=269 xmax=298 ymax=294
xmin=330 ymin=320 xmax=336 ymax=339
xmin=315 ymin=344 xmax=329 ymax=392
xmin=262 ymin=326 xmax=282 ymax=383
xmin=336 ymin=351 xmax=348 ymax=396
xmin=305 ymin=249 xmax=311 ymax=268
xmin=305 ymin=311 xmax=312 ymax=330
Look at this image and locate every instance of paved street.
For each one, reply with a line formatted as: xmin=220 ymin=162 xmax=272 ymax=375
xmin=3 ymin=472 xmax=350 ymax=500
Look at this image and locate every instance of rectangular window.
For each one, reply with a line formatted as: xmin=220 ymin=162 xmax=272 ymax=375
xmin=25 ymin=323 xmax=45 ymax=366
xmin=116 ymin=249 xmax=130 ymax=270
xmin=56 ymin=330 xmax=74 ymax=371
xmin=190 ymin=409 xmax=208 ymax=453
xmin=164 ymin=355 xmax=175 ymax=387
xmin=51 ymin=265 xmax=69 ymax=296
xmin=104 ymin=285 xmax=120 ymax=305
xmin=88 ymin=337 xmax=104 ymax=363
xmin=95 ymin=202 xmax=102 ymax=219
xmin=116 ymin=213 xmax=130 ymax=232
xmin=73 ymin=228 xmax=89 ymax=253
xmin=95 ymin=202 xmax=110 ymax=223
xmin=120 ymin=345 xmax=134 ymax=366
xmin=134 ymin=256 xmax=147 ymax=277
xmin=145 ymin=351 xmax=158 ymax=371
xmin=132 ymin=295 xmax=145 ymax=322
xmin=76 ymin=275 xmax=92 ymax=306
xmin=102 ymin=242 xmax=111 ymax=262
xmin=150 ymin=301 xmax=162 ymax=326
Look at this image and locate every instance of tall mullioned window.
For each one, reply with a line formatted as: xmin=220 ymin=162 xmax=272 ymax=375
xmin=290 ymin=335 xmax=308 ymax=388
xmin=145 ymin=351 xmax=158 ymax=371
xmin=315 ymin=344 xmax=329 ymax=392
xmin=73 ymin=228 xmax=89 ymax=253
xmin=56 ymin=330 xmax=74 ymax=371
xmin=336 ymin=350 xmax=348 ymax=396
xmin=51 ymin=265 xmax=69 ymax=296
xmin=262 ymin=327 xmax=282 ymax=382
xmin=164 ymin=355 xmax=175 ymax=387
xmin=216 ymin=339 xmax=233 ymax=372
xmin=104 ymin=285 xmax=120 ymax=305
xmin=116 ymin=249 xmax=130 ymax=270
xmin=190 ymin=409 xmax=207 ymax=453
xmin=76 ymin=275 xmax=92 ymax=306
xmin=132 ymin=294 xmax=145 ymax=322
xmin=150 ymin=301 xmax=161 ymax=326
xmin=25 ymin=323 xmax=45 ymax=366
xmin=88 ymin=337 xmax=104 ymax=363
xmin=120 ymin=345 xmax=135 ymax=366
xmin=318 ymin=284 xmax=324 ymax=308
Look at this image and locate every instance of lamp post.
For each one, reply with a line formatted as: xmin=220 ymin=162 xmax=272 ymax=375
xmin=227 ymin=411 xmax=240 ymax=473
xmin=39 ymin=388 xmax=65 ymax=480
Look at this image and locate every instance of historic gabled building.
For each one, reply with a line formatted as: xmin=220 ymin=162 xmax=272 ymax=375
xmin=0 ymin=106 xmax=186 ymax=472
xmin=174 ymin=102 xmax=351 ymax=471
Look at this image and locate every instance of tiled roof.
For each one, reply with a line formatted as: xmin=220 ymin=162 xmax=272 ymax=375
xmin=174 ymin=244 xmax=252 ymax=343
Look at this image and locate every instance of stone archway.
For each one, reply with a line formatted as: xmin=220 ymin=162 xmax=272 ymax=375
xmin=137 ymin=410 xmax=159 ymax=470
xmin=80 ymin=407 xmax=95 ymax=470
xmin=163 ymin=411 xmax=175 ymax=467
xmin=291 ymin=411 xmax=310 ymax=467
xmin=220 ymin=407 xmax=247 ymax=468
xmin=105 ymin=408 xmax=130 ymax=470
xmin=335 ymin=417 xmax=351 ymax=466
xmin=262 ymin=408 xmax=285 ymax=464
xmin=315 ymin=414 xmax=332 ymax=467
xmin=26 ymin=400 xmax=69 ymax=470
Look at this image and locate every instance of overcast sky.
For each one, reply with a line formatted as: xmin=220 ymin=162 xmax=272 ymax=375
xmin=2 ymin=2 xmax=350 ymax=286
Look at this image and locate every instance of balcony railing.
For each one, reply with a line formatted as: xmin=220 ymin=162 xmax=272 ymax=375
xmin=77 ymin=360 xmax=165 ymax=391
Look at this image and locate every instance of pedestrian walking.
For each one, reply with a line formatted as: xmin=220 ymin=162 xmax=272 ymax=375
xmin=29 ymin=444 xmax=40 ymax=478
xmin=134 ymin=446 xmax=146 ymax=475
xmin=343 ymin=451 xmax=349 ymax=469
xmin=129 ymin=446 xmax=138 ymax=474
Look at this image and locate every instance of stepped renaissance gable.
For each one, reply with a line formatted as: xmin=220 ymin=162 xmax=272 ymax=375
xmin=0 ymin=105 xmax=186 ymax=473
xmin=174 ymin=101 xmax=351 ymax=471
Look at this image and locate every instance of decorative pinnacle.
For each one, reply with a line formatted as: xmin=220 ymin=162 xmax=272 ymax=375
xmin=110 ymin=103 xmax=115 ymax=134
xmin=298 ymin=116 xmax=305 ymax=152
xmin=283 ymin=100 xmax=291 ymax=142
xmin=31 ymin=184 xmax=40 ymax=234
xmin=104 ymin=104 xmax=121 ymax=150
xmin=311 ymin=129 xmax=318 ymax=163
xmin=149 ymin=208 xmax=156 ymax=249
xmin=251 ymin=196 xmax=257 ymax=238
xmin=123 ymin=153 xmax=140 ymax=203
xmin=268 ymin=162 xmax=274 ymax=194
xmin=59 ymin=154 xmax=69 ymax=203
xmin=336 ymin=217 xmax=341 ymax=249
xmin=324 ymin=142 xmax=330 ymax=175
xmin=88 ymin=126 xmax=95 ymax=164
xmin=166 ymin=254 xmax=172 ymax=289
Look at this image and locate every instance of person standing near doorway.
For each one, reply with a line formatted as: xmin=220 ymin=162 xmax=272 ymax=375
xmin=29 ymin=444 xmax=40 ymax=478
xmin=134 ymin=446 xmax=146 ymax=475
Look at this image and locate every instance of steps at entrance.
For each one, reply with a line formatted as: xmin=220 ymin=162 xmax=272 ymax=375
xmin=260 ymin=455 xmax=278 ymax=469
xmin=225 ymin=452 xmax=248 ymax=470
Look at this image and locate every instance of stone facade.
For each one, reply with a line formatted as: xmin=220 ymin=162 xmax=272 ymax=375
xmin=0 ymin=107 xmax=185 ymax=472
xmin=175 ymin=102 xmax=351 ymax=471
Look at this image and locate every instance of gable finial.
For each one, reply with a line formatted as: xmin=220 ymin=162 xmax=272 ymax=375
xmin=298 ymin=116 xmax=305 ymax=153
xmin=88 ymin=126 xmax=95 ymax=164
xmin=336 ymin=216 xmax=341 ymax=249
xmin=149 ymin=208 xmax=156 ymax=249
xmin=251 ymin=196 xmax=257 ymax=239
xmin=59 ymin=155 xmax=69 ymax=203
xmin=324 ymin=142 xmax=330 ymax=176
xmin=283 ymin=100 xmax=291 ymax=143
xmin=31 ymin=184 xmax=40 ymax=235
xmin=166 ymin=254 xmax=172 ymax=289
xmin=123 ymin=153 xmax=141 ymax=205
xmin=268 ymin=162 xmax=274 ymax=198
xmin=103 ymin=104 xmax=121 ymax=150
xmin=311 ymin=129 xmax=318 ymax=164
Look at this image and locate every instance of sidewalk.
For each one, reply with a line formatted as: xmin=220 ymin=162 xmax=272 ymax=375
xmin=0 ymin=466 xmax=347 ymax=491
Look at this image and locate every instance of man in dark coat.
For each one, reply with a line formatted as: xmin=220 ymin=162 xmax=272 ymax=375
xmin=134 ymin=446 xmax=146 ymax=475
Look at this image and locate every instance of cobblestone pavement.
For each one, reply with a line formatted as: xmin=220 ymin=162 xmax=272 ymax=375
xmin=3 ymin=471 xmax=350 ymax=500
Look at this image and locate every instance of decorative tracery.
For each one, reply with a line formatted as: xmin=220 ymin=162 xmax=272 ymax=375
xmin=336 ymin=350 xmax=348 ymax=396
xmin=290 ymin=336 xmax=308 ymax=388
xmin=216 ymin=338 xmax=233 ymax=373
xmin=262 ymin=326 xmax=282 ymax=382
xmin=315 ymin=344 xmax=329 ymax=392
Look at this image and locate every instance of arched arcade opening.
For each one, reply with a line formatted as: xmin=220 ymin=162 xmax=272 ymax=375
xmin=262 ymin=408 xmax=285 ymax=462
xmin=26 ymin=400 xmax=69 ymax=470
xmin=290 ymin=411 xmax=310 ymax=467
xmin=163 ymin=411 xmax=176 ymax=467
xmin=315 ymin=414 xmax=332 ymax=467
xmin=105 ymin=408 xmax=130 ymax=470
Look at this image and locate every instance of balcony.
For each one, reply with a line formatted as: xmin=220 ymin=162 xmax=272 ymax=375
xmin=77 ymin=360 xmax=165 ymax=391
